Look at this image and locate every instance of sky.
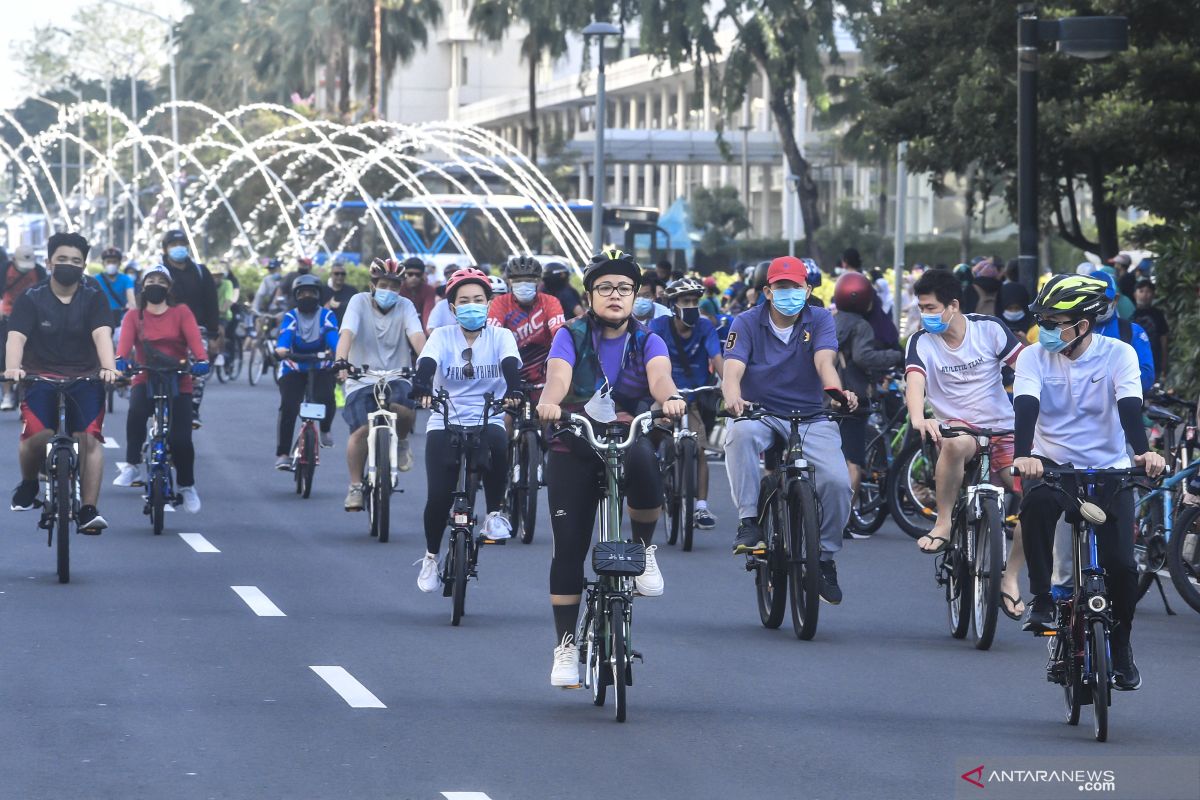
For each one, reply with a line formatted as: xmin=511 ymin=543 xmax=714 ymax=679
xmin=1 ymin=0 xmax=184 ymax=109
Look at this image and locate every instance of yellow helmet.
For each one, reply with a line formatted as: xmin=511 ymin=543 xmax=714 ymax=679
xmin=1029 ymin=274 xmax=1110 ymax=318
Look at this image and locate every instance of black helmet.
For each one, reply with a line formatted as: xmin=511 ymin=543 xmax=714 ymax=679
xmin=664 ymin=276 xmax=704 ymax=302
xmin=505 ymin=254 xmax=543 ymax=279
xmin=101 ymin=247 xmax=123 ymax=262
xmin=752 ymin=261 xmax=771 ymax=290
xmin=401 ymin=256 xmax=425 ymax=272
xmin=266 ymin=258 xmax=282 ymax=270
xmin=582 ymin=248 xmax=641 ymax=291
xmin=292 ymin=273 xmax=323 ymax=296
xmin=1029 ymin=274 xmax=1110 ymax=319
xmin=544 ymin=261 xmax=570 ymax=277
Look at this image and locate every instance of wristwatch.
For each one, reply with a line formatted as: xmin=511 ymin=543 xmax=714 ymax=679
xmin=667 ymin=394 xmax=684 ymax=402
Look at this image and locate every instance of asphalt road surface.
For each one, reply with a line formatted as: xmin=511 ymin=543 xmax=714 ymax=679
xmin=1 ymin=377 xmax=1197 ymax=800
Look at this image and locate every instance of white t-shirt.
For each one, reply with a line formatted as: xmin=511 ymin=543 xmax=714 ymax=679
xmin=1013 ymin=334 xmax=1142 ymax=468
xmin=905 ymin=314 xmax=1023 ymax=428
xmin=339 ymin=292 xmax=423 ymax=398
xmin=421 ymin=324 xmax=521 ymax=431
xmin=769 ymin=318 xmax=794 ymax=344
xmin=426 ymin=298 xmax=456 ymax=331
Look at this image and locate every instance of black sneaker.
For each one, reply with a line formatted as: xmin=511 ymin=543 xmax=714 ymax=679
xmin=733 ymin=518 xmax=764 ymax=554
xmin=819 ymin=559 xmax=843 ymax=605
xmin=11 ymin=479 xmax=41 ymax=511
xmin=1021 ymin=594 xmax=1055 ymax=633
xmin=78 ymin=505 xmax=108 ymax=534
xmin=1110 ymin=631 xmax=1142 ymax=691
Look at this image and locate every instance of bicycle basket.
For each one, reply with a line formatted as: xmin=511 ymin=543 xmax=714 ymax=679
xmin=592 ymin=541 xmax=646 ymax=577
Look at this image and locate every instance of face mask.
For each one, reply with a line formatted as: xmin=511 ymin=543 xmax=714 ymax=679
xmin=921 ymin=309 xmax=954 ymax=334
xmin=296 ymin=296 xmax=319 ymax=313
xmin=14 ymin=262 xmax=34 ymax=274
xmin=544 ymin=274 xmax=564 ymax=288
xmin=771 ymin=288 xmax=807 ymax=316
xmin=1002 ymin=309 xmax=1025 ymax=322
xmin=584 ymin=384 xmax=618 ymax=424
xmin=143 ymin=284 xmax=169 ymax=305
xmin=455 ymin=302 xmax=488 ymax=331
xmin=511 ymin=282 xmax=538 ymax=303
xmin=1038 ymin=320 xmax=1082 ymax=354
xmin=676 ymin=306 xmax=701 ymax=327
xmin=1097 ymin=303 xmax=1116 ymax=324
xmin=104 ymin=262 xmax=119 ymax=276
xmin=374 ymin=288 xmax=399 ymax=310
xmin=52 ymin=265 xmax=83 ymax=286
xmin=167 ymin=245 xmax=188 ymax=262
xmin=633 ymin=297 xmax=654 ymax=317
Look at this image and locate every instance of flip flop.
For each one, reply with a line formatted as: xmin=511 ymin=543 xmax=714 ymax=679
xmin=1001 ymin=592 xmax=1025 ymax=621
xmin=917 ymin=534 xmax=949 ymax=554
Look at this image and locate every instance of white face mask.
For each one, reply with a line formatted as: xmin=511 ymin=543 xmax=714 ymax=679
xmin=1002 ymin=309 xmax=1025 ymax=322
xmin=104 ymin=262 xmax=120 ymax=276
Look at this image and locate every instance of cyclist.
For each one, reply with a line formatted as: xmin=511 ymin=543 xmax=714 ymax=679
xmin=5 ymin=232 xmax=118 ymax=532
xmin=904 ymin=268 xmax=1027 ymax=617
xmin=398 ymin=257 xmax=437 ymax=328
xmin=95 ymin=247 xmax=136 ymax=333
xmin=280 ymin=257 xmax=327 ymax=308
xmin=487 ymin=255 xmax=566 ymax=402
xmin=1091 ymin=271 xmax=1155 ymax=392
xmin=273 ymin=274 xmax=339 ymax=470
xmin=536 ymin=249 xmax=686 ymax=687
xmin=1013 ymin=274 xmax=1166 ymax=691
xmin=410 ymin=268 xmax=522 ymax=592
xmin=648 ymin=276 xmax=723 ymax=530
xmin=253 ymin=258 xmax=286 ymax=318
xmin=699 ymin=276 xmax=721 ymax=323
xmin=633 ymin=274 xmax=671 ymax=324
xmin=1 ymin=245 xmax=48 ymax=411
xmin=161 ymin=230 xmax=220 ymax=425
xmin=723 ymin=256 xmax=856 ymax=605
xmin=325 ymin=261 xmax=359 ymax=326
xmin=112 ymin=265 xmax=210 ymax=513
xmin=334 ymin=258 xmax=426 ymax=511
xmin=542 ymin=261 xmax=583 ymax=318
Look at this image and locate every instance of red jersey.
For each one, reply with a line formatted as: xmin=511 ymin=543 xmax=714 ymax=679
xmin=116 ymin=305 xmax=207 ymax=393
xmin=487 ymin=291 xmax=565 ymax=385
xmin=1 ymin=265 xmax=43 ymax=317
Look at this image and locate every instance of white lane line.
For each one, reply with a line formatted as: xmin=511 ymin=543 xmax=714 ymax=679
xmin=102 ymin=438 xmax=119 ymax=449
xmin=178 ymin=532 xmax=220 ymax=553
xmin=442 ymin=794 xmax=494 ymax=800
xmin=309 ymin=666 xmax=386 ymax=709
xmin=231 ymin=586 xmax=286 ymax=617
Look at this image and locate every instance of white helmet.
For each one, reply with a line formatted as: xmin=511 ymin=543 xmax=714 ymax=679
xmin=489 ymin=275 xmax=508 ymax=295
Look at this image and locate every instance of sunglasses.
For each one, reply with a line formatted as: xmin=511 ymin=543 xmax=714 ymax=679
xmin=461 ymin=347 xmax=474 ymax=380
xmin=1036 ymin=318 xmax=1083 ymax=331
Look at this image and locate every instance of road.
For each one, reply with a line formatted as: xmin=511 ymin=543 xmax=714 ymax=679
xmin=1 ymin=377 xmax=1197 ymax=800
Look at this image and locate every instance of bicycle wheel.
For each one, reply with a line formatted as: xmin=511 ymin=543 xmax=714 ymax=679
xmin=755 ymin=478 xmax=787 ymax=629
xmin=55 ymin=454 xmax=71 ymax=584
xmin=787 ymin=480 xmax=822 ymax=641
xmin=521 ymin=431 xmax=540 ymax=545
xmin=971 ymin=499 xmax=1004 ymax=650
xmin=660 ymin=440 xmax=680 ymax=546
xmin=679 ymin=437 xmax=697 ymax=552
xmin=849 ymin=433 xmax=890 ymax=534
xmin=299 ymin=425 xmax=317 ymax=499
xmin=1062 ymin=632 xmax=1083 ymax=726
xmin=150 ymin=469 xmax=167 ymax=536
xmin=450 ymin=531 xmax=468 ymax=626
xmin=226 ymin=342 xmax=244 ymax=381
xmin=505 ymin=439 xmax=523 ymax=540
xmin=1167 ymin=504 xmax=1200 ymax=614
xmin=610 ymin=597 xmax=629 ymax=722
xmin=887 ymin=440 xmax=937 ymax=539
xmin=271 ymin=357 xmax=281 ymax=385
xmin=947 ymin=517 xmax=972 ymax=639
xmin=247 ymin=343 xmax=262 ymax=385
xmin=584 ymin=605 xmax=606 ymax=706
xmin=1134 ymin=494 xmax=1164 ymax=602
xmin=1089 ymin=619 xmax=1110 ymax=742
xmin=373 ymin=427 xmax=391 ymax=543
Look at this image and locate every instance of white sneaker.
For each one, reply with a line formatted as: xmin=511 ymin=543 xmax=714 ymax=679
xmin=551 ymin=633 xmax=580 ymax=688
xmin=213 ymin=353 xmax=226 ymax=367
xmin=0 ymin=391 xmax=15 ymax=411
xmin=481 ymin=511 xmax=512 ymax=541
xmin=635 ymin=544 xmax=664 ymax=597
xmin=179 ymin=486 xmax=201 ymax=514
xmin=415 ymin=553 xmax=440 ymax=593
xmin=113 ymin=463 xmax=144 ymax=487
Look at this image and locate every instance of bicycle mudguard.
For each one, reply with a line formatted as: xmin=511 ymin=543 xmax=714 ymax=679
xmin=593 ymin=541 xmax=646 ymax=577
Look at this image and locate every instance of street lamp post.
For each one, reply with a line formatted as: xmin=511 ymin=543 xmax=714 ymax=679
xmin=1016 ymin=5 xmax=1127 ymax=297
xmin=582 ymin=21 xmax=621 ymax=254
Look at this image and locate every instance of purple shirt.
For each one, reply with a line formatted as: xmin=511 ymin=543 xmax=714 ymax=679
xmin=548 ymin=327 xmax=669 ymax=388
xmin=724 ymin=303 xmax=837 ymax=415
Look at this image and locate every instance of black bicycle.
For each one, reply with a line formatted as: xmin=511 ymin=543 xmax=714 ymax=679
xmin=247 ymin=313 xmax=280 ymax=386
xmin=215 ymin=306 xmax=248 ymax=383
xmin=503 ymin=382 xmax=544 ymax=545
xmin=849 ymin=371 xmax=909 ymax=535
xmin=658 ymin=385 xmax=718 ymax=552
xmin=126 ymin=363 xmax=192 ymax=535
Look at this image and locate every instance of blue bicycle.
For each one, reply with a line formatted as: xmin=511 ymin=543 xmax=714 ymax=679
xmin=127 ymin=363 xmax=193 ymax=535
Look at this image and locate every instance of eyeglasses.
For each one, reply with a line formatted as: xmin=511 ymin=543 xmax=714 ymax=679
xmin=1036 ymin=318 xmax=1083 ymax=331
xmin=461 ymin=348 xmax=474 ymax=380
xmin=592 ymin=282 xmax=635 ymax=297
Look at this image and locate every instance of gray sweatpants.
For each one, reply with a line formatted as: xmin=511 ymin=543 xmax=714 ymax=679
xmin=724 ymin=417 xmax=851 ymax=560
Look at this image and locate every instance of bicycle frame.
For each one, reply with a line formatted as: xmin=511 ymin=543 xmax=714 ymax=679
xmin=359 ymin=369 xmax=410 ymax=491
xmin=38 ymin=381 xmax=82 ymax=540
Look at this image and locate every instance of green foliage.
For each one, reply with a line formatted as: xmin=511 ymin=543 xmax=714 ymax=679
xmin=1134 ymin=217 xmax=1200 ymax=396
xmin=690 ymin=186 xmax=751 ymax=251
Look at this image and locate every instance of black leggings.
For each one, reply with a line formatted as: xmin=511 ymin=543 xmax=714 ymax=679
xmin=423 ymin=426 xmax=507 ymax=554
xmin=126 ymin=385 xmax=196 ymax=486
xmin=276 ymin=370 xmax=335 ymax=455
xmin=547 ymin=436 xmax=662 ymax=596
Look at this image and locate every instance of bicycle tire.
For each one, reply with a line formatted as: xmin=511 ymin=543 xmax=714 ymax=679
xmin=505 ymin=439 xmax=522 ymax=540
xmin=215 ymin=359 xmax=228 ymax=383
xmin=247 ymin=343 xmax=262 ymax=385
xmin=660 ymin=440 xmax=680 ymax=546
xmin=271 ymin=358 xmax=280 ymax=385
xmin=888 ymin=440 xmax=937 ymax=539
xmin=374 ymin=427 xmax=391 ymax=543
xmin=849 ymin=432 xmax=890 ymax=534
xmin=610 ymin=597 xmax=628 ymax=722
xmin=1089 ymin=619 xmax=1110 ymax=742
xmin=680 ymin=437 xmax=697 ymax=552
xmin=227 ymin=342 xmax=244 ymax=381
xmin=584 ymin=606 xmax=606 ymax=706
xmin=300 ymin=425 xmax=317 ymax=499
xmin=150 ymin=470 xmax=166 ymax=536
xmin=521 ymin=430 xmax=540 ymax=545
xmin=55 ymin=453 xmax=71 ymax=584
xmin=451 ymin=531 xmax=468 ymax=626
xmin=947 ymin=524 xmax=972 ymax=639
xmin=972 ymin=499 xmax=1004 ymax=650
xmin=787 ymin=479 xmax=822 ymax=641
xmin=1134 ymin=494 xmax=1164 ymax=602
xmin=755 ymin=478 xmax=787 ymax=629
xmin=1063 ymin=632 xmax=1083 ymax=726
xmin=1167 ymin=504 xmax=1200 ymax=615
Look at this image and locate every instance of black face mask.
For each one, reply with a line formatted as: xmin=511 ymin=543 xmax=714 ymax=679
xmin=52 ymin=265 xmax=83 ymax=286
xmin=544 ymin=274 xmax=564 ymax=288
xmin=143 ymin=285 xmax=170 ymax=305
xmin=676 ymin=307 xmax=701 ymax=327
xmin=296 ymin=296 xmax=319 ymax=313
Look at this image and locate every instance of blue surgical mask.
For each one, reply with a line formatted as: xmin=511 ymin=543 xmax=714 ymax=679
xmin=1038 ymin=320 xmax=1081 ymax=353
xmin=167 ymin=245 xmax=188 ymax=262
xmin=511 ymin=282 xmax=538 ymax=304
xmin=771 ymin=288 xmax=807 ymax=316
xmin=633 ymin=297 xmax=654 ymax=317
xmin=374 ymin=288 xmax=399 ymax=310
xmin=455 ymin=302 xmax=488 ymax=331
xmin=921 ymin=309 xmax=954 ymax=334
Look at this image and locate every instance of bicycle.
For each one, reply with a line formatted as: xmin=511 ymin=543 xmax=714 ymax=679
xmin=247 ymin=313 xmax=280 ymax=386
xmin=1021 ymin=464 xmax=1161 ymax=743
xmin=502 ymin=382 xmax=545 ymax=545
xmin=215 ymin=307 xmax=247 ymax=383
xmin=849 ymin=371 xmax=910 ymax=535
xmin=657 ymin=385 xmax=718 ymax=552
xmin=888 ymin=433 xmax=939 ymax=540
xmin=429 ymin=390 xmax=506 ymax=626
xmin=345 ymin=364 xmax=413 ymax=543
xmin=932 ymin=424 xmax=1012 ymax=650
xmin=566 ymin=410 xmax=656 ymax=723
xmin=126 ymin=363 xmax=193 ymax=535
xmin=283 ymin=352 xmax=331 ymax=499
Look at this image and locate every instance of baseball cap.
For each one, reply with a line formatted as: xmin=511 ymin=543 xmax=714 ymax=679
xmin=13 ymin=244 xmax=36 ymax=269
xmin=766 ymin=256 xmax=809 ymax=285
xmin=162 ymin=229 xmax=187 ymax=246
xmin=1108 ymin=253 xmax=1132 ymax=267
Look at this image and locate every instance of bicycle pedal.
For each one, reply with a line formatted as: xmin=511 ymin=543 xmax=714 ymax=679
xmin=631 ymin=650 xmax=644 ymax=663
xmin=477 ymin=537 xmax=507 ymax=546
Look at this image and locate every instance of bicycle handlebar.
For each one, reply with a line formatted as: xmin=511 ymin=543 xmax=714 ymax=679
xmin=343 ymin=364 xmax=415 ymax=380
xmin=938 ymin=424 xmax=1015 ymax=440
xmin=564 ymin=410 xmax=656 ymax=452
xmin=282 ymin=351 xmax=332 ymax=364
xmin=20 ymin=373 xmax=101 ymax=386
xmin=1010 ymin=464 xmax=1160 ymax=480
xmin=720 ymin=402 xmax=844 ymax=425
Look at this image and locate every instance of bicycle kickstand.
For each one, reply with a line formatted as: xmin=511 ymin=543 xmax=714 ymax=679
xmin=1151 ymin=573 xmax=1177 ymax=616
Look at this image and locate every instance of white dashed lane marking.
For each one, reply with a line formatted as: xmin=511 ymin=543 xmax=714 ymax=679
xmin=231 ymin=586 xmax=285 ymax=617
xmin=310 ymin=666 xmax=386 ymax=709
xmin=178 ymin=532 xmax=220 ymax=553
xmin=442 ymin=794 xmax=494 ymax=800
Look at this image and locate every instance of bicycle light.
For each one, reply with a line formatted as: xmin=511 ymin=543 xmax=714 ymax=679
xmin=1079 ymin=501 xmax=1107 ymax=525
xmin=1088 ymin=595 xmax=1108 ymax=612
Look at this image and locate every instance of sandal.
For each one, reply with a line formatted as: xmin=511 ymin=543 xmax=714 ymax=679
xmin=916 ymin=533 xmax=949 ymax=554
xmin=1001 ymin=592 xmax=1025 ymax=621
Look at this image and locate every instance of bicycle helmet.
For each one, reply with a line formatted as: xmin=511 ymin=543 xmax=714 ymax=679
xmin=1028 ymin=274 xmax=1110 ymax=319
xmin=582 ymin=248 xmax=641 ymax=291
xmin=266 ymin=258 xmax=282 ymax=270
xmin=445 ymin=267 xmax=492 ymax=302
xmin=752 ymin=260 xmax=771 ymax=290
xmin=544 ymin=261 xmax=570 ymax=278
xmin=489 ymin=275 xmax=509 ymax=295
xmin=664 ymin=276 xmax=704 ymax=302
xmin=800 ymin=258 xmax=823 ymax=288
xmin=370 ymin=257 xmax=402 ymax=280
xmin=292 ymin=273 xmax=322 ymax=296
xmin=833 ymin=271 xmax=874 ymax=315
xmin=504 ymin=254 xmax=543 ymax=279
xmin=101 ymin=247 xmax=123 ymax=262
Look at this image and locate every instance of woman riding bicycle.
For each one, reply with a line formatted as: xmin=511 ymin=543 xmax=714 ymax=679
xmin=112 ymin=265 xmax=209 ymax=513
xmin=536 ymin=249 xmax=686 ymax=687
xmin=273 ymin=274 xmax=339 ymax=471
xmin=410 ymin=267 xmax=523 ymax=593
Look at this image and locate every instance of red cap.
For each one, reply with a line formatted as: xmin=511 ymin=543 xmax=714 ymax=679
xmin=766 ymin=256 xmax=809 ymax=286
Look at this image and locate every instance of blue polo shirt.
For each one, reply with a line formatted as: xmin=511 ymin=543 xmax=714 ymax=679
xmin=649 ymin=315 xmax=722 ymax=390
xmin=724 ymin=303 xmax=837 ymax=415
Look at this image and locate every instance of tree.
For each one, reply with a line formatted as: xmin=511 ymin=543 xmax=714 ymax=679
xmin=690 ymin=185 xmax=750 ymax=251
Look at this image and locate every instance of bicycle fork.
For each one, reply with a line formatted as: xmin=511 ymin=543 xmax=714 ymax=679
xmin=365 ymin=412 xmax=399 ymax=489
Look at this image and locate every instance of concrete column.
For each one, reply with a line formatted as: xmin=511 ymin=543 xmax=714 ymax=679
xmin=659 ymin=88 xmax=671 ymax=209
xmin=579 ymin=162 xmax=588 ymax=199
xmin=760 ymin=165 xmax=772 ymax=237
xmin=675 ymin=81 xmax=688 ymax=201
xmin=720 ymin=164 xmax=729 ymax=187
xmin=644 ymin=162 xmax=655 ymax=208
xmin=702 ymin=69 xmax=713 ymax=188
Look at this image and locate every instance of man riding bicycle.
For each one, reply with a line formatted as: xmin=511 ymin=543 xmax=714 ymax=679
xmin=487 ymin=255 xmax=566 ymax=402
xmin=1012 ymin=274 xmax=1166 ymax=691
xmin=161 ymin=229 xmax=220 ymax=426
xmin=649 ymin=276 xmax=724 ymax=530
xmin=723 ymin=256 xmax=856 ymax=605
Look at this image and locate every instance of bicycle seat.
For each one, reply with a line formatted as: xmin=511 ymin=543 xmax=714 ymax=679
xmin=1145 ymin=404 xmax=1182 ymax=426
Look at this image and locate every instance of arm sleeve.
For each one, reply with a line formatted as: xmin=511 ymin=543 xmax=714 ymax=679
xmin=702 ymin=323 xmax=722 ymax=359
xmin=850 ymin=319 xmax=903 ymax=374
xmin=253 ymin=281 xmax=271 ymax=314
xmin=501 ymin=356 xmax=521 ymax=393
xmin=1118 ymin=396 xmax=1150 ymax=455
xmin=340 ymin=294 xmax=362 ymax=334
xmin=1014 ymin=394 xmax=1040 ymax=458
xmin=546 ymin=326 xmax=576 ymax=367
xmin=413 ymin=356 xmax=437 ymax=392
xmin=322 ymin=310 xmax=339 ymax=351
xmin=1112 ymin=339 xmax=1144 ymax=401
xmin=404 ymin=300 xmax=424 ymax=337
xmin=200 ymin=268 xmax=220 ymax=331
xmin=1011 ymin=346 xmax=1041 ymax=399
xmin=276 ymin=312 xmax=296 ymax=351
xmin=989 ymin=317 xmax=1025 ymax=365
